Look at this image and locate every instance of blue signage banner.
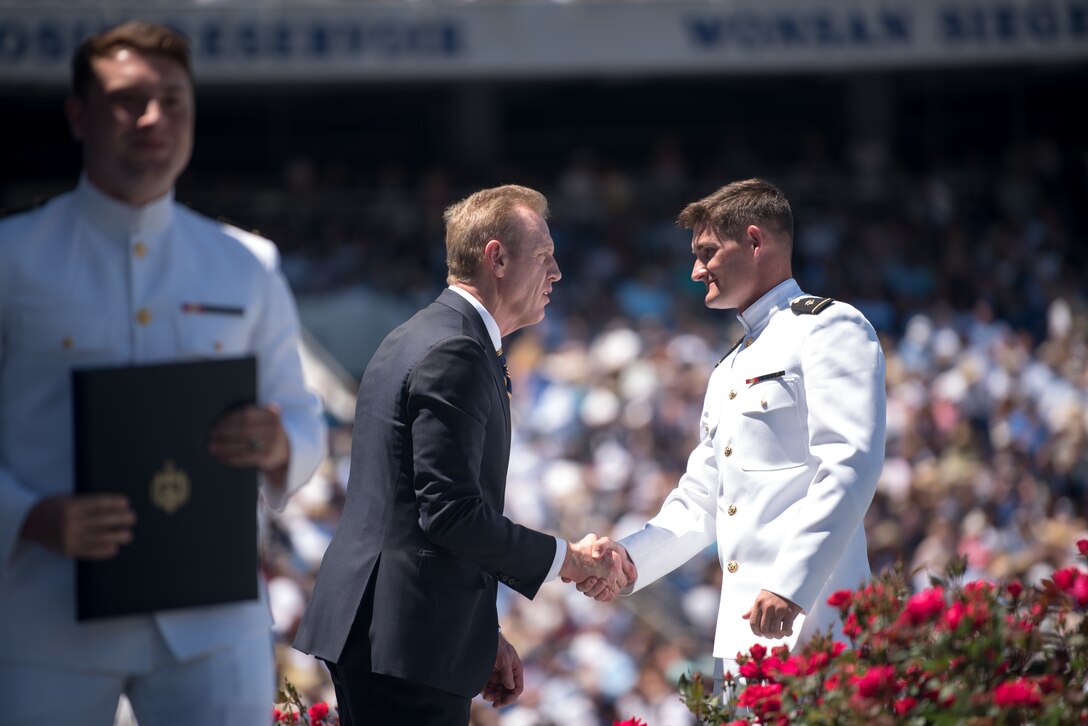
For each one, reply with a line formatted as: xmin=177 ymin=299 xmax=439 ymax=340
xmin=0 ymin=0 xmax=1085 ymax=84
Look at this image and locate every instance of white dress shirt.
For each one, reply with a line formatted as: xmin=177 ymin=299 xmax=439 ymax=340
xmin=0 ymin=176 xmax=326 ymax=670
xmin=620 ymin=278 xmax=886 ymax=659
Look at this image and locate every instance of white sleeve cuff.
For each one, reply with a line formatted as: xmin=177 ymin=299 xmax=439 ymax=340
xmin=544 ymin=537 xmax=567 ymax=582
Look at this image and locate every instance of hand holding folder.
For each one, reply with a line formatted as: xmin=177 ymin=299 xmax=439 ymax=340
xmin=207 ymin=402 xmax=291 ymax=476
xmin=18 ymin=492 xmax=136 ymax=561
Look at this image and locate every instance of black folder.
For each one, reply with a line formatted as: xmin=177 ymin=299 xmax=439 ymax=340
xmin=72 ymin=356 xmax=259 ymax=620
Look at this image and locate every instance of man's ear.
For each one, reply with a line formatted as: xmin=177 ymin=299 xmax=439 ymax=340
xmin=65 ymin=95 xmax=86 ymax=142
xmin=746 ymin=224 xmax=764 ymax=252
xmin=484 ymin=239 xmax=506 ymax=277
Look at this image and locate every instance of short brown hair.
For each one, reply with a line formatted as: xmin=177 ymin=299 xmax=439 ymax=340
xmin=72 ymin=20 xmax=192 ymax=99
xmin=677 ymin=178 xmax=793 ymax=244
xmin=444 ymin=185 xmax=549 ymax=284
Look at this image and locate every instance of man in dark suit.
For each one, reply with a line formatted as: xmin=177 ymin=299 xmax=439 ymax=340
xmin=294 ymin=184 xmax=632 ymax=724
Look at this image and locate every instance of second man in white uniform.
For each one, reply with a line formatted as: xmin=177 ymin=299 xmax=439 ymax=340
xmin=592 ymin=178 xmax=886 ymax=673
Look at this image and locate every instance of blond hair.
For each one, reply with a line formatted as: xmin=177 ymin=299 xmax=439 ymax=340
xmin=444 ymin=185 xmax=548 ymax=284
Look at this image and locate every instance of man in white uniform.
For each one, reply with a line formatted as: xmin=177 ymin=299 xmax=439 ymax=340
xmin=590 ymin=178 xmax=885 ymax=678
xmin=0 ymin=21 xmax=326 ymax=723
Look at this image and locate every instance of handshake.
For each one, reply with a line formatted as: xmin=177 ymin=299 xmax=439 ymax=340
xmin=557 ymin=534 xmax=637 ymax=603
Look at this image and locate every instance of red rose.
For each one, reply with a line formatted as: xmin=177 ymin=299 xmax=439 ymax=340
xmin=765 ymin=654 xmax=800 ymax=677
xmin=899 ymin=587 xmax=945 ymax=626
xmin=739 ymin=660 xmax=764 ymax=680
xmin=893 ymin=697 xmax=918 ymax=716
xmin=1072 ymin=572 xmax=1088 ymax=607
xmin=993 ymin=678 xmax=1042 ymax=708
xmin=272 ymin=708 xmax=283 ymax=723
xmin=748 ymin=643 xmax=768 ymax=661
xmin=804 ymin=651 xmax=829 ymax=673
xmin=737 ymin=682 xmax=783 ymax=715
xmin=308 ymin=702 xmax=330 ymax=723
xmin=1037 ymin=674 xmax=1062 ymax=694
xmin=964 ymin=580 xmax=993 ymax=595
xmin=1077 ymin=539 xmax=1088 ymax=556
xmin=724 ymin=721 xmax=750 ymax=726
xmin=614 ymin=719 xmax=646 ymax=726
xmin=1006 ymin=581 xmax=1023 ymax=599
xmin=842 ymin=612 xmax=862 ymax=638
xmin=852 ymin=665 xmax=898 ymax=698
xmin=940 ymin=601 xmax=967 ymax=631
xmin=1053 ymin=567 xmax=1076 ymax=591
xmin=827 ymin=590 xmax=853 ymax=609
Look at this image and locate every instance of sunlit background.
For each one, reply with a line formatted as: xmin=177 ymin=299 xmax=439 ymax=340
xmin=2 ymin=1 xmax=1086 ymax=723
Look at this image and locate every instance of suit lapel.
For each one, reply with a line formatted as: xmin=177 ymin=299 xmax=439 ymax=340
xmin=435 ymin=289 xmax=511 ymax=435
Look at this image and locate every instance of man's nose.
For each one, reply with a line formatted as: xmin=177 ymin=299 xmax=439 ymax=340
xmin=692 ymin=260 xmax=706 ymax=282
xmin=138 ymin=99 xmax=162 ymax=127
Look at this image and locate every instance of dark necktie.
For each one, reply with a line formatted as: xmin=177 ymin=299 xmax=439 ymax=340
xmin=496 ymin=347 xmax=512 ymax=399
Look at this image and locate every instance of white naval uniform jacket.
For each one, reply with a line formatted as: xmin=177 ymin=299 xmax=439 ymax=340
xmin=620 ymin=278 xmax=886 ymax=660
xmin=0 ymin=177 xmax=326 ymax=671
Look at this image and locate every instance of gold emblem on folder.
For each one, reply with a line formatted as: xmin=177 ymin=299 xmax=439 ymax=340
xmin=150 ymin=460 xmax=191 ymax=514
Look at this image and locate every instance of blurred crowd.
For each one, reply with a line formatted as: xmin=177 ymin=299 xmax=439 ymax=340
xmin=236 ymin=130 xmax=1088 ymax=725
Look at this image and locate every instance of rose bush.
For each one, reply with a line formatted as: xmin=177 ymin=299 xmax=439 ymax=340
xmin=677 ymin=542 xmax=1088 ymax=725
xmin=273 ymin=679 xmax=338 ymax=725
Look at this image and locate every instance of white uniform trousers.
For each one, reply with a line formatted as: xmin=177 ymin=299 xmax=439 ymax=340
xmin=0 ymin=620 xmax=274 ymax=725
xmin=714 ymin=657 xmax=751 ymax=717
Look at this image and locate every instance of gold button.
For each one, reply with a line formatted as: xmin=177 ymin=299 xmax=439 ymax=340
xmin=727 ymin=504 xmax=737 ymax=516
xmin=136 ymin=308 xmax=152 ymax=326
xmin=704 ymin=423 xmax=709 ymax=434
xmin=723 ymin=445 xmax=733 ymax=457
xmin=133 ymin=241 xmax=147 ymax=258
xmin=728 ymin=390 xmax=737 ymax=400
xmin=744 ymin=338 xmax=754 ymax=347
xmin=61 ymin=336 xmax=73 ymax=350
xmin=760 ymin=399 xmax=767 ymax=408
xmin=727 ymin=560 xmax=739 ymax=573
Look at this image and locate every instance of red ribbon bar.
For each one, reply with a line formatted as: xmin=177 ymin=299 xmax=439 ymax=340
xmin=745 ymin=370 xmax=786 ymax=385
xmin=180 ymin=302 xmax=245 ymax=316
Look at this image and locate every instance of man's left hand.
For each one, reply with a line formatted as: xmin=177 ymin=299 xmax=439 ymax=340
xmin=481 ymin=633 xmax=524 ymax=708
xmin=742 ymin=589 xmax=804 ymax=639
xmin=208 ymin=403 xmax=290 ymax=477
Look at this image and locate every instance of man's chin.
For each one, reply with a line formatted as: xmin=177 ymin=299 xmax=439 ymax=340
xmin=704 ymin=295 xmax=731 ymax=311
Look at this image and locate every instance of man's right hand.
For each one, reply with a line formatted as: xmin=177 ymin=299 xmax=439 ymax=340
xmin=19 ymin=494 xmax=135 ymax=560
xmin=558 ymin=534 xmax=635 ymax=602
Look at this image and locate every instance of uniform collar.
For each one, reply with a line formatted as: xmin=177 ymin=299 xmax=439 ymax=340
xmin=736 ymin=278 xmax=804 ymax=337
xmin=74 ymin=174 xmax=174 ymax=240
xmin=448 ymin=284 xmax=503 ymax=352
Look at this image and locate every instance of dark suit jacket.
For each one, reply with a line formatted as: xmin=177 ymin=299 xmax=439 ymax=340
xmin=294 ymin=289 xmax=557 ymax=698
